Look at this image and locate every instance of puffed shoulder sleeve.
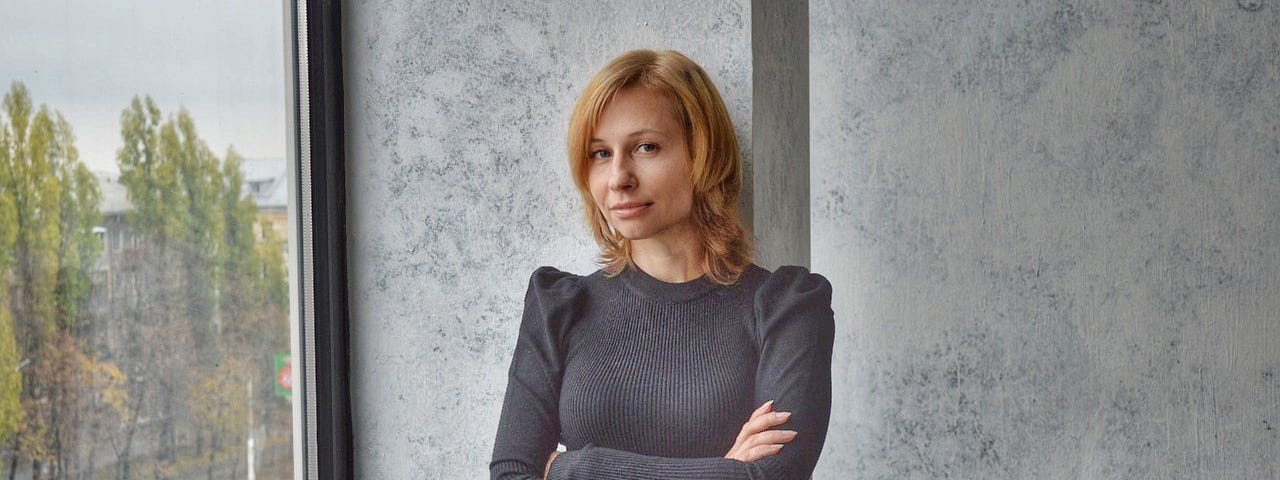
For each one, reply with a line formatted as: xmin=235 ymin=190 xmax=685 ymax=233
xmin=490 ymin=267 xmax=585 ymax=480
xmin=749 ymin=266 xmax=835 ymax=479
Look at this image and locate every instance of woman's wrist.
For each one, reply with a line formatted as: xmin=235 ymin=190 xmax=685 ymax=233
xmin=544 ymin=450 xmax=561 ymax=478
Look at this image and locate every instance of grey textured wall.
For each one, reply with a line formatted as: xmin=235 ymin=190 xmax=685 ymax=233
xmin=811 ymin=1 xmax=1280 ymax=479
xmin=342 ymin=1 xmax=750 ymax=477
xmin=346 ymin=1 xmax=1279 ymax=478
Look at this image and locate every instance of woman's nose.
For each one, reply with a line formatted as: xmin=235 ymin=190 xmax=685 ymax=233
xmin=608 ymin=156 xmax=636 ymax=191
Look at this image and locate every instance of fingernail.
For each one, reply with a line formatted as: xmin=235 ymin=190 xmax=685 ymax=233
xmin=783 ymin=430 xmax=798 ymax=438
xmin=775 ymin=412 xmax=791 ymax=419
xmin=764 ymin=400 xmax=774 ymax=408
xmin=772 ymin=444 xmax=784 ymax=450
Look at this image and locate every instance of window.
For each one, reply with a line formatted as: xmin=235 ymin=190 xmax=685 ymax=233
xmin=0 ymin=1 xmax=350 ymax=479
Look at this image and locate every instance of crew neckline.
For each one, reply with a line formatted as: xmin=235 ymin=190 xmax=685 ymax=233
xmin=618 ymin=264 xmax=718 ymax=303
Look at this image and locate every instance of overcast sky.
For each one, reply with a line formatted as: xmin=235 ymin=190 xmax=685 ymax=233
xmin=0 ymin=0 xmax=287 ymax=173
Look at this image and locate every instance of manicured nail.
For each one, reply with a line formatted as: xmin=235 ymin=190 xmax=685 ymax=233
xmin=771 ymin=444 xmax=784 ymax=450
xmin=783 ymin=430 xmax=798 ymax=438
xmin=775 ymin=412 xmax=791 ymax=419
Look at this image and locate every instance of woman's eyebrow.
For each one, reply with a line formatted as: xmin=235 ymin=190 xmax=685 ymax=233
xmin=590 ymin=129 xmax=667 ymax=143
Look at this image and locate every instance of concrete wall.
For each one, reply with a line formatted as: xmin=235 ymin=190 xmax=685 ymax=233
xmin=342 ymin=1 xmax=750 ymax=477
xmin=811 ymin=1 xmax=1280 ymax=478
xmin=346 ymin=0 xmax=1280 ymax=478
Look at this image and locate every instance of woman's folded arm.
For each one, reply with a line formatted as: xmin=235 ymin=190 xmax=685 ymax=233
xmin=543 ymin=267 xmax=835 ymax=480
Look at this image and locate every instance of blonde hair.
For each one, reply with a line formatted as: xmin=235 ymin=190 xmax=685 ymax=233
xmin=567 ymin=49 xmax=752 ymax=285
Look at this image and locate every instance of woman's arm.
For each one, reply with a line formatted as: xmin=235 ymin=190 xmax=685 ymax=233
xmin=543 ymin=267 xmax=835 ymax=480
xmin=490 ymin=267 xmax=581 ymax=480
xmin=544 ymin=400 xmax=797 ymax=476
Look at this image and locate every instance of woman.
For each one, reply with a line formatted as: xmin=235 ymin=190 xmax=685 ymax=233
xmin=490 ymin=49 xmax=834 ymax=480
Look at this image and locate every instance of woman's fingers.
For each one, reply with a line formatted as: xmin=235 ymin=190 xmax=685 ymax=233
xmin=736 ymin=401 xmax=775 ymax=442
xmin=761 ymin=429 xmax=798 ymax=445
xmin=726 ymin=401 xmax=798 ymax=463
xmin=743 ymin=429 xmax=798 ymax=450
xmin=742 ymin=443 xmax=785 ymax=463
xmin=735 ymin=429 xmax=799 ymax=462
xmin=744 ymin=409 xmax=792 ymax=436
xmin=750 ymin=400 xmax=774 ymax=419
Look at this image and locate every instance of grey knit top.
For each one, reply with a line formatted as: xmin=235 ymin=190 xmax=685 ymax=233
xmin=490 ymin=264 xmax=834 ymax=480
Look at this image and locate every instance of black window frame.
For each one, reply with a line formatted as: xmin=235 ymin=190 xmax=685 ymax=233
xmin=291 ymin=0 xmax=352 ymax=478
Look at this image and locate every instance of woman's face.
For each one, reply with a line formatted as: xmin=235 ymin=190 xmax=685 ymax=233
xmin=587 ymin=87 xmax=696 ymax=246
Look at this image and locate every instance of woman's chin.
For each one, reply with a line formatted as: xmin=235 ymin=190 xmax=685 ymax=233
xmin=615 ymin=229 xmax=648 ymax=241
xmin=613 ymin=220 xmax=697 ymax=244
xmin=612 ymin=224 xmax=659 ymax=241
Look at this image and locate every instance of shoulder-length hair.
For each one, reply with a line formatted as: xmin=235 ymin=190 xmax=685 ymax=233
xmin=567 ymin=49 xmax=752 ymax=285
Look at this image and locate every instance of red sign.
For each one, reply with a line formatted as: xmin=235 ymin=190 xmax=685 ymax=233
xmin=274 ymin=353 xmax=292 ymax=398
xmin=277 ymin=364 xmax=292 ymax=390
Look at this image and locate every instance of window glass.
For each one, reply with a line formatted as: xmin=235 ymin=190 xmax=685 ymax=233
xmin=0 ymin=1 xmax=295 ymax=478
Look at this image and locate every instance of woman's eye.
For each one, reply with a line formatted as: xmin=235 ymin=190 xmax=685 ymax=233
xmin=637 ymin=143 xmax=658 ymax=153
xmin=590 ymin=149 xmax=610 ymax=160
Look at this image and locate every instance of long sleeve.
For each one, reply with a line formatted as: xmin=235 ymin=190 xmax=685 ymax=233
xmin=490 ymin=267 xmax=584 ymax=480
xmin=545 ymin=266 xmax=835 ymax=480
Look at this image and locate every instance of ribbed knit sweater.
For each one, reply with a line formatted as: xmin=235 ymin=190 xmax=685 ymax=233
xmin=490 ymin=264 xmax=834 ymax=480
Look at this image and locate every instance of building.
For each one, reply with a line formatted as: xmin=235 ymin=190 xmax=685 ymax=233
xmin=88 ymin=158 xmax=290 ymax=344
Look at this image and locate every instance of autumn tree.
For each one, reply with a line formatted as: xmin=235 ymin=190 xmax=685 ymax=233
xmin=187 ymin=357 xmax=248 ymax=480
xmin=0 ymin=82 xmax=102 ymax=479
xmin=217 ymin=150 xmax=289 ymax=450
xmin=74 ymin=351 xmax=128 ymax=480
xmin=0 ymin=83 xmax=287 ymax=479
xmin=0 ymin=103 xmax=21 ymax=466
xmin=115 ymin=95 xmax=288 ymax=478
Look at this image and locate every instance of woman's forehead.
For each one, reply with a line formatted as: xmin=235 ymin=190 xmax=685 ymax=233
xmin=592 ymin=87 xmax=681 ymax=139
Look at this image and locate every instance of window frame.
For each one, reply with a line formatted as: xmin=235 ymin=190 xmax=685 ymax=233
xmin=288 ymin=0 xmax=352 ymax=479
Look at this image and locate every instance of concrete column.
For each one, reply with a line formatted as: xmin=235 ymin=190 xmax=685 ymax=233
xmin=751 ymin=0 xmax=809 ymax=269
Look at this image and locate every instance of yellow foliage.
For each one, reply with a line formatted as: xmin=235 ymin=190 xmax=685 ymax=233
xmin=186 ymin=357 xmax=248 ymax=438
xmin=81 ymin=355 xmax=130 ymax=417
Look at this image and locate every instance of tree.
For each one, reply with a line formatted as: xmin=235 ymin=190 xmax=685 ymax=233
xmin=76 ymin=351 xmax=128 ymax=480
xmin=0 ymin=81 xmax=102 ymax=479
xmin=0 ymin=84 xmax=288 ymax=478
xmin=0 ymin=88 xmax=24 ymax=460
xmin=115 ymin=96 xmax=211 ymax=475
xmin=0 ymin=305 xmax=18 ymax=451
xmin=115 ymin=96 xmax=288 ymax=478
xmin=186 ymin=356 xmax=247 ymax=480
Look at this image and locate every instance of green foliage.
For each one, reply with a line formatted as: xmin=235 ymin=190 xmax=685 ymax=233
xmin=117 ymin=96 xmax=168 ymax=237
xmin=256 ymin=219 xmax=288 ymax=310
xmin=0 ymin=83 xmax=290 ymax=475
xmin=1 ymin=81 xmax=103 ymax=473
xmin=115 ymin=95 xmax=290 ymax=471
xmin=3 ymin=82 xmax=63 ymax=342
xmin=0 ymin=308 xmax=20 ymax=447
xmin=118 ymin=96 xmax=289 ymax=346
xmin=0 ymin=87 xmax=22 ymax=447
xmin=118 ymin=99 xmax=231 ymax=353
xmin=54 ymin=116 xmax=102 ymax=331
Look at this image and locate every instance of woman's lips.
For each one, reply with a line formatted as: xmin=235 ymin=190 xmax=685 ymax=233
xmin=611 ymin=202 xmax=652 ymax=219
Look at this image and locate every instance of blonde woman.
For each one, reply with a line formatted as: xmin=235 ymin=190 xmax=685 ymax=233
xmin=490 ymin=49 xmax=834 ymax=480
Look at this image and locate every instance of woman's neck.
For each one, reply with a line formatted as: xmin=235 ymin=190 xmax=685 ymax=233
xmin=630 ymin=238 xmax=706 ymax=283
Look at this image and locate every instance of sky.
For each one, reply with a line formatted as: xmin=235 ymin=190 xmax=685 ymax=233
xmin=0 ymin=0 xmax=288 ymax=173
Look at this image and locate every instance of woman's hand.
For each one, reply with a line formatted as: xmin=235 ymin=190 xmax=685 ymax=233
xmin=724 ymin=400 xmax=798 ymax=463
